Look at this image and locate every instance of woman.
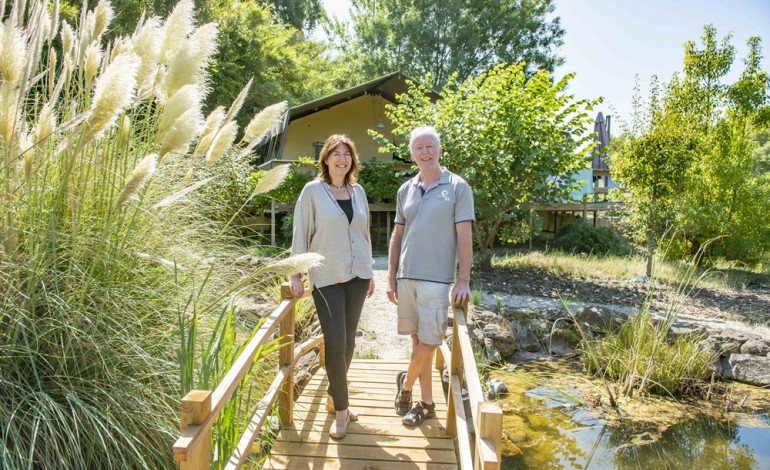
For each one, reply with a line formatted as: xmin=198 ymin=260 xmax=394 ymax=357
xmin=289 ymin=134 xmax=375 ymax=439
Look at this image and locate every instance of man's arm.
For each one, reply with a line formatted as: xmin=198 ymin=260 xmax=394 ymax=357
xmin=386 ymin=224 xmax=404 ymax=305
xmin=451 ymin=221 xmax=473 ymax=306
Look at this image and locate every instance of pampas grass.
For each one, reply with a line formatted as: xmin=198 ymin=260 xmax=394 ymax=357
xmin=205 ymin=120 xmax=237 ymax=166
xmin=247 ymin=163 xmax=291 ymax=202
xmin=1 ymin=0 xmax=295 ymax=467
xmin=117 ymin=153 xmax=158 ymax=205
xmin=85 ymin=52 xmax=139 ymax=138
xmin=264 ymin=252 xmax=324 ymax=276
xmin=194 ymin=106 xmax=225 ymax=157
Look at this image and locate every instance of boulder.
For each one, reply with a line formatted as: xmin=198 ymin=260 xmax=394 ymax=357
xmin=721 ymin=354 xmax=770 ymax=387
xmin=740 ymin=339 xmax=770 ymax=356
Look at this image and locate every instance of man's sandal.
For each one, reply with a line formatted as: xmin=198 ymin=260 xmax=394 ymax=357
xmin=394 ymin=370 xmax=412 ymax=416
xmin=402 ymin=400 xmax=436 ymax=426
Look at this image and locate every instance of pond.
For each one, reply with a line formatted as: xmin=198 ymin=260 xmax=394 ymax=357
xmin=493 ymin=359 xmax=770 ymax=470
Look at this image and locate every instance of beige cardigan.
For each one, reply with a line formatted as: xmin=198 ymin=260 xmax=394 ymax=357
xmin=291 ymin=180 xmax=374 ymax=288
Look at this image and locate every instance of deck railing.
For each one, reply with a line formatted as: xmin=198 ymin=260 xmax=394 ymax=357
xmin=172 ymin=285 xmax=503 ymax=469
xmin=436 ymin=300 xmax=504 ymax=469
xmin=172 ymin=284 xmax=319 ymax=469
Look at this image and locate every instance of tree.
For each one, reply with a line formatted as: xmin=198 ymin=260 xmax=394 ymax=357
xmin=610 ymin=81 xmax=698 ymax=275
xmin=327 ymin=0 xmax=564 ymax=88
xmin=611 ymin=25 xmax=770 ymax=266
xmin=374 ymin=64 xmax=598 ymax=261
xmin=261 ymin=0 xmax=324 ymax=32
xmin=202 ymin=0 xmax=341 ymax=121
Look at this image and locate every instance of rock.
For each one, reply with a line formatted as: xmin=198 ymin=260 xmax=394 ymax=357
xmin=573 ymin=306 xmax=624 ymax=331
xmin=511 ymin=319 xmax=546 ymax=352
xmin=484 ymin=337 xmax=503 ymax=364
xmin=665 ymin=321 xmax=707 ymax=340
xmin=721 ymin=354 xmax=770 ymax=387
xmin=715 ymin=327 xmax=762 ymax=343
xmin=487 ymin=378 xmax=509 ymax=399
xmin=483 ymin=323 xmax=517 ymax=355
xmin=549 ymin=328 xmax=578 ymax=355
xmin=740 ymin=339 xmax=770 ymax=356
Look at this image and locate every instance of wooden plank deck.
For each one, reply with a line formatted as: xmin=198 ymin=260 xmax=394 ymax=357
xmin=264 ymin=359 xmax=458 ymax=469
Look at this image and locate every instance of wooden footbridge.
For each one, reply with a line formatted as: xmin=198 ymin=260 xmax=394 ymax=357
xmin=173 ymin=285 xmax=503 ymax=469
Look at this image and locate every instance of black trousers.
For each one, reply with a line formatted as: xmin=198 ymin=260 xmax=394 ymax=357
xmin=312 ymin=277 xmax=369 ymax=411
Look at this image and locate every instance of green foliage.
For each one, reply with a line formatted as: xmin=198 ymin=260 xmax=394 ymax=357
xmin=358 ymin=161 xmax=404 ymax=203
xmin=326 ymin=0 xmax=564 ymax=88
xmin=373 ymin=63 xmax=599 ymax=255
xmin=550 ymin=221 xmax=633 ymax=256
xmin=203 ymin=0 xmax=341 ymax=128
xmin=261 ymin=0 xmax=324 ymax=32
xmin=612 ymin=26 xmax=770 ymax=266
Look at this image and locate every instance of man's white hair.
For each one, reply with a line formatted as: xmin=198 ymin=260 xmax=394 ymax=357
xmin=409 ymin=125 xmax=441 ymax=148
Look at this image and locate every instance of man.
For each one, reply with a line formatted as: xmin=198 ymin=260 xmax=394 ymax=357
xmin=386 ymin=125 xmax=474 ymax=426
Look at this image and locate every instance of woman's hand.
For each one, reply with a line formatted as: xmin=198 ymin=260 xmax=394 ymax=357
xmin=290 ymin=273 xmax=304 ymax=299
xmin=367 ymin=278 xmax=375 ymax=297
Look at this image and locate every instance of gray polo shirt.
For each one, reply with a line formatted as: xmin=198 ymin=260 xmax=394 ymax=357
xmin=291 ymin=180 xmax=374 ymax=288
xmin=395 ymin=169 xmax=474 ymax=284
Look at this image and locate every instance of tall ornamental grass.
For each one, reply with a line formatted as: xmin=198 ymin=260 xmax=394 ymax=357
xmin=0 ymin=0 xmax=295 ymax=467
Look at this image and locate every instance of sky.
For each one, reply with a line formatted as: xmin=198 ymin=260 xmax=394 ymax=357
xmin=320 ymin=0 xmax=770 ymax=129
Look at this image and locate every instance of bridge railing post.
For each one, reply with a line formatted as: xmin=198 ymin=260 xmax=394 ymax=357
xmin=177 ymin=390 xmax=212 ymax=470
xmin=278 ymin=283 xmax=296 ymax=426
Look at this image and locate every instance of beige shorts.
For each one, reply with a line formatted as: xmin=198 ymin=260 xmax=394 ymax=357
xmin=396 ymin=279 xmax=450 ymax=345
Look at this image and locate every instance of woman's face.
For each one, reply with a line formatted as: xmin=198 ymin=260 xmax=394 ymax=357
xmin=327 ymin=143 xmax=352 ymax=180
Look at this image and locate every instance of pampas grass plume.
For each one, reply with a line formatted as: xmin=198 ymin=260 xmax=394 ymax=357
xmin=0 ymin=87 xmax=20 ymax=144
xmin=84 ymin=42 xmax=102 ymax=87
xmin=86 ymin=53 xmax=140 ymax=139
xmin=194 ymin=106 xmax=225 ymax=157
xmin=92 ymin=0 xmax=114 ymax=39
xmin=132 ymin=16 xmax=162 ymax=97
xmin=152 ymin=176 xmax=215 ymax=209
xmin=32 ymin=102 xmax=57 ymax=147
xmin=161 ymin=22 xmax=217 ymax=99
xmin=159 ymin=0 xmax=194 ymax=65
xmin=157 ymin=107 xmax=202 ymax=159
xmin=221 ymin=79 xmax=252 ymax=127
xmin=0 ymin=22 xmax=27 ymax=87
xmin=264 ymin=253 xmax=324 ymax=276
xmin=243 ymin=101 xmax=288 ymax=144
xmin=205 ymin=121 xmax=237 ymax=166
xmin=61 ymin=21 xmax=75 ymax=55
xmin=246 ymin=164 xmax=290 ymax=202
xmin=157 ymin=84 xmax=200 ymax=134
xmin=117 ymin=153 xmax=158 ymax=206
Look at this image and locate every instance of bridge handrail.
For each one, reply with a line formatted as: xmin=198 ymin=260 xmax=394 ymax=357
xmin=437 ymin=300 xmax=503 ymax=469
xmin=172 ymin=283 xmax=318 ymax=469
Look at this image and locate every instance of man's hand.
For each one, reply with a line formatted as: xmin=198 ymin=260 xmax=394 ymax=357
xmin=451 ymin=279 xmax=470 ymax=307
xmin=386 ymin=282 xmax=398 ymax=305
xmin=367 ymin=278 xmax=375 ymax=297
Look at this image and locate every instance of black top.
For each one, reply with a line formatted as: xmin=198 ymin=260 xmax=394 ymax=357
xmin=337 ymin=198 xmax=353 ymax=223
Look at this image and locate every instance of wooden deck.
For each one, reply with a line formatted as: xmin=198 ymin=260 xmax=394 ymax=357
xmin=264 ymin=359 xmax=458 ymax=469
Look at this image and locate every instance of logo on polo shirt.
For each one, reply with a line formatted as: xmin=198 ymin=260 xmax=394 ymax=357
xmin=439 ymin=189 xmax=450 ymax=201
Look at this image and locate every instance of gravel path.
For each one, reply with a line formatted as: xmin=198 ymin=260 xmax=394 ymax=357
xmin=356 ymin=257 xmax=412 ymax=360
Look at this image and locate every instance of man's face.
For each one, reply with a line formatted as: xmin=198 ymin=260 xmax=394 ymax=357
xmin=410 ymin=135 xmax=442 ymax=171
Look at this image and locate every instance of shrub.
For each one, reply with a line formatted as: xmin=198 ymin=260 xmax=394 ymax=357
xmin=358 ymin=161 xmax=405 ymax=203
xmin=550 ymin=220 xmax=633 ymax=256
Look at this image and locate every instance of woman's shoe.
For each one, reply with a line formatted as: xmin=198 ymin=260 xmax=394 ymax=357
xmin=329 ymin=410 xmax=350 ymax=439
xmin=327 ymin=395 xmax=358 ymax=421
